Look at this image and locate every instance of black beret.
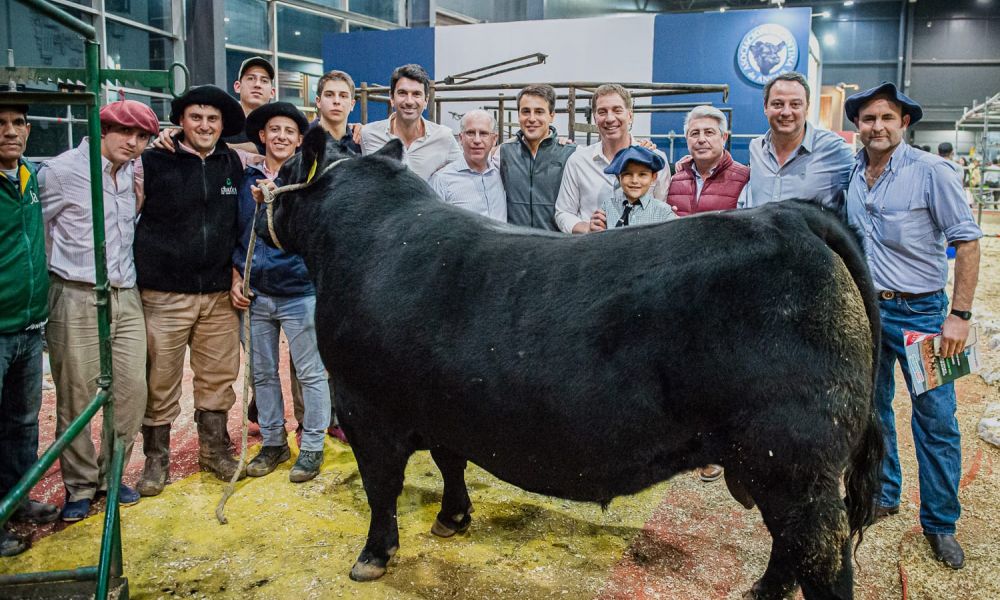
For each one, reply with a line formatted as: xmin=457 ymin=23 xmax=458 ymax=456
xmin=245 ymin=102 xmax=309 ymax=145
xmin=169 ymin=85 xmax=246 ymax=138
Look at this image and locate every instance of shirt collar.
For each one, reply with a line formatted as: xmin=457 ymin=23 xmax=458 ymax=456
xmin=455 ymin=154 xmax=495 ymax=175
xmin=387 ymin=113 xmax=431 ymax=143
xmin=764 ymin=122 xmax=815 ymax=156
xmin=78 ymin=137 xmax=131 ymax=177
xmin=857 ymin=141 xmax=910 ymax=174
xmin=591 ymin=134 xmax=639 ymax=165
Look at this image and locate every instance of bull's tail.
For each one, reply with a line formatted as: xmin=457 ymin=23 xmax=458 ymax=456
xmin=794 ymin=202 xmax=884 ymax=552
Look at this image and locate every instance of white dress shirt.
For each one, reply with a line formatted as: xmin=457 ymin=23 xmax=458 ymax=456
xmin=554 ymin=136 xmax=669 ymax=233
xmin=39 ymin=139 xmax=139 ymax=288
xmin=360 ymin=114 xmax=461 ymax=181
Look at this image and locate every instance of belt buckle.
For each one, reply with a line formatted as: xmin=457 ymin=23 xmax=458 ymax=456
xmin=879 ymin=291 xmax=896 ymax=300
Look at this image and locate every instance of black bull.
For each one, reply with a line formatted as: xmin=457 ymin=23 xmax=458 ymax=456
xmin=259 ymin=129 xmax=883 ymax=600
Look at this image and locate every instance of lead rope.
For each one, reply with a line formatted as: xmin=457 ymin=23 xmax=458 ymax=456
xmin=216 ymin=202 xmax=260 ymax=525
xmin=215 ymin=156 xmax=349 ymax=524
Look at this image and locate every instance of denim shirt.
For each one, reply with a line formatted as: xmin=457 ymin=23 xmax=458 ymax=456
xmin=845 ymin=143 xmax=982 ymax=293
xmin=739 ymin=123 xmax=854 ymax=214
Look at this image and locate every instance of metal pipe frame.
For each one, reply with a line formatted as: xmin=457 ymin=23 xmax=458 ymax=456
xmin=0 ymin=3 xmax=129 ymax=598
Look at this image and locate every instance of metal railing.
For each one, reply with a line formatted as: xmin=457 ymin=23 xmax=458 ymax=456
xmin=353 ymin=80 xmax=730 ymax=147
xmin=0 ymin=1 xmax=185 ymax=597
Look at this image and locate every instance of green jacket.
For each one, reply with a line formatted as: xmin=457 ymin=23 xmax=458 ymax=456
xmin=0 ymin=159 xmax=48 ymax=334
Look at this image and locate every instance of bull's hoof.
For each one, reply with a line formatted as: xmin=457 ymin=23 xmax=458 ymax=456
xmin=349 ymin=560 xmax=387 ymax=582
xmin=431 ymin=512 xmax=473 ymax=538
xmin=742 ymin=580 xmax=798 ymax=600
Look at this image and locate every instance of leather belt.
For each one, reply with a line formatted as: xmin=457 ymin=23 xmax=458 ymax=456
xmin=878 ymin=289 xmax=941 ymax=301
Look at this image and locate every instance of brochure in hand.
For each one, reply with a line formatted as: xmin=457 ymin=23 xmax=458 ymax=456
xmin=903 ymin=326 xmax=980 ymax=395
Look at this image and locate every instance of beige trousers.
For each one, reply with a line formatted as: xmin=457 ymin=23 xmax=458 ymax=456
xmin=141 ymin=290 xmax=239 ymax=426
xmin=47 ymin=277 xmax=147 ymax=502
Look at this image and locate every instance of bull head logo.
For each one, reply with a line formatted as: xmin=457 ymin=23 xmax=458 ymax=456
xmin=750 ymin=40 xmax=787 ymax=76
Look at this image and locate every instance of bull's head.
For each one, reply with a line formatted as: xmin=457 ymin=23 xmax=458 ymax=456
xmin=255 ymin=128 xmax=404 ymax=255
xmin=750 ymin=40 xmax=786 ymax=76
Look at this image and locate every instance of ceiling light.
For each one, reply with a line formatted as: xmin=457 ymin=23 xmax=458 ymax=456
xmin=812 ymin=10 xmax=831 ymax=17
xmin=719 ymin=6 xmax=727 ymax=12
xmin=294 ymin=30 xmax=301 ymax=36
xmin=843 ymin=0 xmax=854 ymax=5
xmin=823 ymin=33 xmax=837 ymax=45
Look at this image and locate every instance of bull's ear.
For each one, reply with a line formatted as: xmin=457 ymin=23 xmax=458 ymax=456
xmin=299 ymin=127 xmax=329 ymax=182
xmin=374 ymin=139 xmax=404 ymax=162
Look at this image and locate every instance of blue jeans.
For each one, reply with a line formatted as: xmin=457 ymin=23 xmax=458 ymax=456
xmin=0 ymin=329 xmax=44 ymax=499
xmin=876 ymin=291 xmax=961 ymax=534
xmin=248 ymin=294 xmax=330 ymax=452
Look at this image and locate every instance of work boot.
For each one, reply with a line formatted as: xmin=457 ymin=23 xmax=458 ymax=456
xmin=289 ymin=450 xmax=323 ymax=483
xmin=246 ymin=444 xmax=291 ymax=477
xmin=1 ymin=530 xmax=29 ymax=557
xmin=137 ymin=424 xmax=171 ymax=497
xmin=195 ymin=410 xmax=245 ymax=482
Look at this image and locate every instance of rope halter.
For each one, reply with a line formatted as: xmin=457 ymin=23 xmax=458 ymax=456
xmin=261 ymin=156 xmax=351 ymax=250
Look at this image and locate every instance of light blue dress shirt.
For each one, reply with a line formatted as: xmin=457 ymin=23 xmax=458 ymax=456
xmin=429 ymin=156 xmax=507 ymax=222
xmin=845 ymin=143 xmax=982 ymax=293
xmin=738 ymin=123 xmax=854 ymax=213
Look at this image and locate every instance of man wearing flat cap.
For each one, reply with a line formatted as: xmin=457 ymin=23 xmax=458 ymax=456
xmin=39 ymin=99 xmax=160 ymax=521
xmin=844 ymin=81 xmax=982 ymax=570
xmin=134 ymin=85 xmax=249 ymax=495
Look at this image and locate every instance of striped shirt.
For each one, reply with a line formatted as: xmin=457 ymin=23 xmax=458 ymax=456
xmin=39 ymin=139 xmax=139 ymax=288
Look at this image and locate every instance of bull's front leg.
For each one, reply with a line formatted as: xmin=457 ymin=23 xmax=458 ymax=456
xmin=349 ymin=442 xmax=411 ymax=581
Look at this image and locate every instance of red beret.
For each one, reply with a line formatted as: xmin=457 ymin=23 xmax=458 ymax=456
xmin=100 ymin=100 xmax=160 ymax=136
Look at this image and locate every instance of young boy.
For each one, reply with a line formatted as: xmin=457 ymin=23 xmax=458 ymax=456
xmin=589 ymin=145 xmax=676 ymax=231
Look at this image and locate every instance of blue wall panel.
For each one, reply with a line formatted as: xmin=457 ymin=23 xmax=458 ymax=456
xmin=322 ymin=27 xmax=435 ymax=124
xmin=652 ymin=8 xmax=811 ymax=164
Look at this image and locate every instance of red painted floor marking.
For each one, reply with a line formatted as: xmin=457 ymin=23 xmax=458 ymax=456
xmin=23 ymin=348 xmax=296 ymax=543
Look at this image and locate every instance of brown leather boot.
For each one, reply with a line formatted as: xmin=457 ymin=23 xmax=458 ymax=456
xmin=195 ymin=410 xmax=245 ymax=481
xmin=137 ymin=424 xmax=171 ymax=497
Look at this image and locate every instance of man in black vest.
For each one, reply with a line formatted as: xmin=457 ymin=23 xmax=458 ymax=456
xmin=134 ymin=85 xmax=248 ymax=495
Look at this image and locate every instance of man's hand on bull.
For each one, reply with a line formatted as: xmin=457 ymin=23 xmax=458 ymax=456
xmin=589 ymin=209 xmax=607 ymax=232
xmin=939 ymin=314 xmax=971 ymax=358
xmin=152 ymin=126 xmax=180 ymax=152
xmin=252 ymin=179 xmax=277 ymax=204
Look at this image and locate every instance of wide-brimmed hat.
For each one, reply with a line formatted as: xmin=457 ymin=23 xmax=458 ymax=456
xmin=245 ymin=102 xmax=309 ymax=143
xmin=169 ymin=85 xmax=246 ymax=137
xmin=100 ymin=100 xmax=160 ymax=136
xmin=239 ymin=56 xmax=275 ymax=80
xmin=844 ymin=81 xmax=923 ymax=126
xmin=603 ymin=145 xmax=666 ymax=176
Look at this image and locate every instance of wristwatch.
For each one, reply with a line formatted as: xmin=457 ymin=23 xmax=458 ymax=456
xmin=950 ymin=309 xmax=972 ymax=321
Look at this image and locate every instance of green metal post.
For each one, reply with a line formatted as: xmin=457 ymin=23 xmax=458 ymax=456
xmin=96 ymin=438 xmax=126 ymax=599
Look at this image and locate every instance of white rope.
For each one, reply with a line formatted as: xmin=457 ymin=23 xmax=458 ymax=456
xmin=215 ymin=156 xmax=348 ymax=524
xmin=262 ymin=157 xmax=350 ymax=251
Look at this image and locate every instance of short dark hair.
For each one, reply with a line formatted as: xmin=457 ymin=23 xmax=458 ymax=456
xmin=517 ymin=84 xmax=556 ymax=114
xmin=390 ymin=64 xmax=431 ymax=96
xmin=937 ymin=142 xmax=953 ymax=156
xmin=0 ymin=103 xmax=29 ymax=117
xmin=591 ymin=83 xmax=632 ymax=114
xmin=316 ymin=70 xmax=356 ymax=99
xmin=763 ymin=72 xmax=810 ymax=105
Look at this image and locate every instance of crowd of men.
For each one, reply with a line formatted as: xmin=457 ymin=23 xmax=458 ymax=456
xmin=0 ymin=59 xmax=981 ymax=572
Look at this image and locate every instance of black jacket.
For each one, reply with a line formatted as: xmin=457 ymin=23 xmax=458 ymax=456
xmin=135 ymin=142 xmax=244 ymax=294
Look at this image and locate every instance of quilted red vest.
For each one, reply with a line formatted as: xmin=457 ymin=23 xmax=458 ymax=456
xmin=666 ymin=151 xmax=749 ymax=216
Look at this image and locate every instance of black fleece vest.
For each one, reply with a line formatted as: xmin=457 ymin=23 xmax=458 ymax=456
xmin=135 ymin=144 xmax=244 ymax=294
